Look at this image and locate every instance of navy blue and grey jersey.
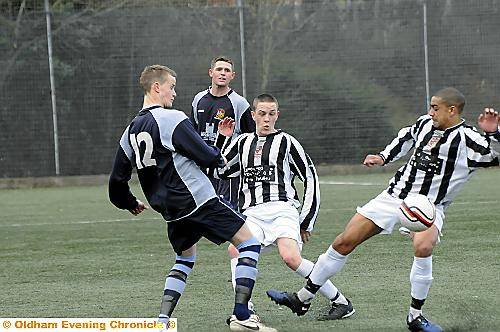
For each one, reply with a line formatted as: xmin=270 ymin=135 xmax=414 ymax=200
xmin=217 ymin=130 xmax=320 ymax=232
xmin=109 ymin=105 xmax=225 ymax=222
xmin=190 ymin=88 xmax=255 ymax=145
xmin=379 ymin=114 xmax=500 ymax=208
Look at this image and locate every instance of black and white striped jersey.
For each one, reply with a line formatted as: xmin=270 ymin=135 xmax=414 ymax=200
xmin=109 ymin=105 xmax=224 ymax=222
xmin=379 ymin=114 xmax=500 ymax=208
xmin=217 ymin=130 xmax=320 ymax=232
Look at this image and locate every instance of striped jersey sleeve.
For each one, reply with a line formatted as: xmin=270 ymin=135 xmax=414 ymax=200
xmin=217 ymin=133 xmax=250 ymax=178
xmin=379 ymin=115 xmax=430 ymax=164
xmin=464 ymin=126 xmax=500 ymax=170
xmin=288 ymin=136 xmax=320 ymax=232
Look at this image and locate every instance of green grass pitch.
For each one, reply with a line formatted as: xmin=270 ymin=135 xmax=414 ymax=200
xmin=1 ymin=169 xmax=499 ymax=331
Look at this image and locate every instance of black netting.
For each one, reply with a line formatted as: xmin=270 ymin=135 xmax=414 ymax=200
xmin=1 ymin=0 xmax=499 ymax=177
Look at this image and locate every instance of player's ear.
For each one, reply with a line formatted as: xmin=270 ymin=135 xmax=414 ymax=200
xmin=152 ymin=81 xmax=160 ymax=93
xmin=251 ymin=110 xmax=256 ymax=120
xmin=208 ymin=68 xmax=213 ymax=77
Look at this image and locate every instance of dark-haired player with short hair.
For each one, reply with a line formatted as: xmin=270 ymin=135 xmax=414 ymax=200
xmin=191 ymin=56 xmax=255 ymax=207
xmin=267 ymin=87 xmax=499 ymax=332
xmin=217 ymin=93 xmax=351 ymax=323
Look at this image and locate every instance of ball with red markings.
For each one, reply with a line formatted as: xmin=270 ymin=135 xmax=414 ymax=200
xmin=398 ymin=194 xmax=436 ymax=232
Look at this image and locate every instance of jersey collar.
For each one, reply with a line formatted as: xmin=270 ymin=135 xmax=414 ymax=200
xmin=139 ymin=104 xmax=163 ymax=114
xmin=255 ymin=129 xmax=282 ymax=138
xmin=443 ymin=119 xmax=465 ymax=132
xmin=208 ymin=86 xmax=233 ymax=98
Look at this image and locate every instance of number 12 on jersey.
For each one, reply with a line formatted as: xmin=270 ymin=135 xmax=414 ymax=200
xmin=130 ymin=132 xmax=157 ymax=169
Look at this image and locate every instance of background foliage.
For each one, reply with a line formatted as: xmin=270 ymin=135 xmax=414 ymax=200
xmin=1 ymin=0 xmax=499 ymax=177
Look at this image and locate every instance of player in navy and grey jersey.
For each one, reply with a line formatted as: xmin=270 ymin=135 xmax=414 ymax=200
xmin=191 ymin=89 xmax=254 ymax=146
xmin=190 ymin=56 xmax=255 ymax=207
xmin=268 ymin=88 xmax=499 ymax=331
xmin=109 ymin=65 xmax=276 ymax=332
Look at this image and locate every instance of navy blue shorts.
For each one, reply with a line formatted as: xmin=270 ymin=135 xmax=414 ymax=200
xmin=167 ymin=198 xmax=245 ymax=255
xmin=209 ymin=177 xmax=239 ymax=209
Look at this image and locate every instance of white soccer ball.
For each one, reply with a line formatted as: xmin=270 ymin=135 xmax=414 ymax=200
xmin=398 ymin=194 xmax=436 ymax=232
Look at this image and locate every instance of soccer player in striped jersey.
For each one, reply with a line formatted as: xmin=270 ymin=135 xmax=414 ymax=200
xmin=191 ymin=56 xmax=255 ymax=207
xmin=267 ymin=87 xmax=499 ymax=331
xmin=217 ymin=93 xmax=352 ymax=322
xmin=108 ymin=65 xmax=276 ymax=332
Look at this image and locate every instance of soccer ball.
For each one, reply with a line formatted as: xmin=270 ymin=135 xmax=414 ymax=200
xmin=398 ymin=194 xmax=436 ymax=232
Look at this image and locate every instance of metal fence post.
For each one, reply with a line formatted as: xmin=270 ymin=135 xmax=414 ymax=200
xmin=423 ymin=0 xmax=430 ymax=111
xmin=237 ymin=0 xmax=247 ymax=99
xmin=45 ymin=0 xmax=60 ymax=175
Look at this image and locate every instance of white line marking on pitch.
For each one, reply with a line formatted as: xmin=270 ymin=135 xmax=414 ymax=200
xmin=451 ymin=201 xmax=498 ymax=205
xmin=0 ymin=217 xmax=163 ymax=228
xmin=2 ymin=200 xmax=497 ymax=228
xmin=319 ymin=181 xmax=384 ymax=186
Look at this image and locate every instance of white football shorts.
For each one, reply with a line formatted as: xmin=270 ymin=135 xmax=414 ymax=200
xmin=243 ymin=201 xmax=302 ymax=251
xmin=356 ymin=191 xmax=444 ymax=235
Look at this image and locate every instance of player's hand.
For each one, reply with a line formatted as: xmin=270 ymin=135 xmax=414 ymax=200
xmin=129 ymin=199 xmax=148 ymax=216
xmin=477 ymin=107 xmax=499 ymax=133
xmin=363 ymin=154 xmax=384 ymax=167
xmin=218 ymin=117 xmax=235 ymax=137
xmin=300 ymin=229 xmax=311 ymax=243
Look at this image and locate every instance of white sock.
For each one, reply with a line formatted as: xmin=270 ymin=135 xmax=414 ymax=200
xmin=408 ymin=307 xmax=422 ymax=321
xmin=230 ymin=257 xmax=238 ymax=290
xmin=297 ymin=246 xmax=347 ymax=303
xmin=409 ymin=256 xmax=433 ymax=319
xmin=295 ymin=258 xmax=347 ymax=305
xmin=410 ymin=256 xmax=433 ymax=300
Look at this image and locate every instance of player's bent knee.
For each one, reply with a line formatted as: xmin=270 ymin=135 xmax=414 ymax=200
xmin=413 ymin=240 xmax=434 ymax=256
xmin=281 ymin=253 xmax=301 ymax=270
xmin=332 ymin=234 xmax=356 ymax=255
xmin=413 ymin=238 xmax=436 ymax=257
xmin=228 ymin=243 xmax=239 ymax=258
xmin=414 ymin=245 xmax=434 ymax=257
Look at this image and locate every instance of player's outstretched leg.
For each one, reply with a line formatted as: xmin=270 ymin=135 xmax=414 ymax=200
xmin=158 ymin=253 xmax=196 ymax=325
xmin=294 ymin=257 xmax=354 ymax=320
xmin=407 ymin=230 xmax=440 ymax=332
xmin=229 ymin=244 xmax=258 ymax=321
xmin=229 ymin=237 xmax=276 ymax=332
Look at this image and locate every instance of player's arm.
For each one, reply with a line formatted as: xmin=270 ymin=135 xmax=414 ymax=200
xmin=478 ymin=107 xmax=500 ymax=154
xmin=217 ymin=137 xmax=242 ymax=179
xmin=466 ymin=108 xmax=500 ymax=169
xmin=375 ymin=115 xmax=430 ymax=165
xmin=289 ymin=137 xmax=320 ymax=233
xmin=211 ymin=117 xmax=241 ymax=179
xmin=171 ymin=119 xmax=225 ymax=169
xmin=108 ymin=128 xmax=147 ymax=215
xmin=238 ymin=106 xmax=256 ymax=134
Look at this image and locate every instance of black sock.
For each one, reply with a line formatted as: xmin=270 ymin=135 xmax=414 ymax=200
xmin=411 ymin=297 xmax=425 ymax=310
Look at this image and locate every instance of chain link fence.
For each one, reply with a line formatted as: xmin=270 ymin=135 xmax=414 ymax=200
xmin=1 ymin=0 xmax=499 ymax=177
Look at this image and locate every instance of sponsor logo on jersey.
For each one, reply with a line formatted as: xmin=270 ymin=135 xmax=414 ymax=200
xmin=215 ymin=108 xmax=225 ymax=120
xmin=424 ymin=131 xmax=443 ymax=151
